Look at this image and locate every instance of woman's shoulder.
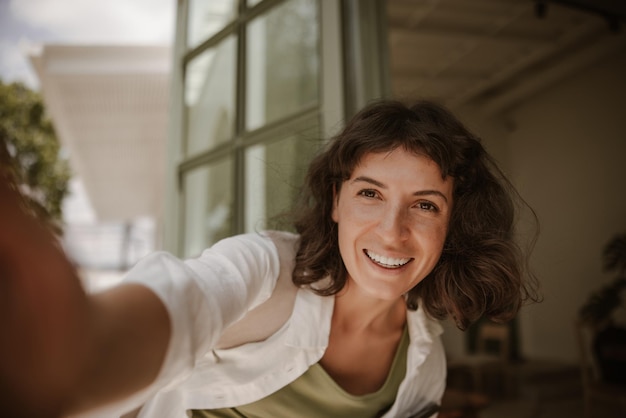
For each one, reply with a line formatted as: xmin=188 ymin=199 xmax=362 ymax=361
xmin=210 ymin=230 xmax=299 ymax=255
xmin=196 ymin=230 xmax=299 ymax=269
xmin=260 ymin=230 xmax=300 ymax=256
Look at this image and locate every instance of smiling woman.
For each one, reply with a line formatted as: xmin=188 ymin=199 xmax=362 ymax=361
xmin=331 ymin=151 xmax=453 ymax=303
xmin=0 ymin=99 xmax=539 ymax=418
xmin=294 ymin=100 xmax=539 ymax=330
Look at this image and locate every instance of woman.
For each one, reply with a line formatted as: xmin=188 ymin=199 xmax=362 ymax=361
xmin=0 ymin=100 xmax=538 ymax=418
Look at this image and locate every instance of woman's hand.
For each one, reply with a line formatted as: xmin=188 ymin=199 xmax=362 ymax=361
xmin=0 ymin=158 xmax=170 ymax=417
xmin=0 ymin=165 xmax=92 ymax=416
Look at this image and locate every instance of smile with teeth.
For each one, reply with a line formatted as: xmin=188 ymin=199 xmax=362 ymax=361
xmin=365 ymin=250 xmax=412 ymax=269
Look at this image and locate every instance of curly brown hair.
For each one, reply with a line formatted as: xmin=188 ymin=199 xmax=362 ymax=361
xmin=291 ymin=99 xmax=539 ymax=330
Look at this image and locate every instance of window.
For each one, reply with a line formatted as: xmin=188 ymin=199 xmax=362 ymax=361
xmin=244 ymin=126 xmax=320 ymax=232
xmin=185 ymin=36 xmax=237 ymax=156
xmin=187 ymin=0 xmax=238 ymax=49
xmin=183 ymin=158 xmax=234 ymax=257
xmin=176 ymin=0 xmax=322 ymax=253
xmin=246 ymin=0 xmax=319 ymax=130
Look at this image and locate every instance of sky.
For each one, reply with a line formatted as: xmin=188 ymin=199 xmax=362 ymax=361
xmin=0 ymin=0 xmax=176 ymax=88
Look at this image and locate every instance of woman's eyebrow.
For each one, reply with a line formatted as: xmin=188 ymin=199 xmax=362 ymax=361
xmin=415 ymin=190 xmax=448 ymax=203
xmin=352 ymin=176 xmax=385 ymax=188
xmin=351 ymin=176 xmax=449 ymax=203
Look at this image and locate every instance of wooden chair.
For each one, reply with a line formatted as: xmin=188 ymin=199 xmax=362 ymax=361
xmin=574 ymin=320 xmax=626 ymax=417
xmin=447 ymin=321 xmax=512 ymax=396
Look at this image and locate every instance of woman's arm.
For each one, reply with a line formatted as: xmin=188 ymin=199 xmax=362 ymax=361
xmin=0 ymin=173 xmax=170 ymax=417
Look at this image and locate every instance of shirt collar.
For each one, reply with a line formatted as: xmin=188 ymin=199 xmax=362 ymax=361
xmin=407 ymin=304 xmax=444 ymax=344
xmin=285 ymin=286 xmax=335 ymax=349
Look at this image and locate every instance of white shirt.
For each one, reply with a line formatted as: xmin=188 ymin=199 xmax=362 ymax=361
xmin=80 ymin=231 xmax=446 ymax=418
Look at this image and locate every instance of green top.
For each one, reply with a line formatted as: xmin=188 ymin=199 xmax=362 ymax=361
xmin=189 ymin=327 xmax=409 ymax=418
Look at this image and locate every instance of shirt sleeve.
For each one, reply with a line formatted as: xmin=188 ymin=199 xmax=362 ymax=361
xmin=76 ymin=232 xmax=281 ymax=417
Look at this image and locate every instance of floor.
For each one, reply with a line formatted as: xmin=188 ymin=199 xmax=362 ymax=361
xmin=445 ymin=359 xmax=626 ymax=418
xmin=482 ymin=395 xmax=624 ymax=418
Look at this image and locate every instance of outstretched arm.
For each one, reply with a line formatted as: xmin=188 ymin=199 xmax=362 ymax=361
xmin=0 ymin=167 xmax=170 ymax=417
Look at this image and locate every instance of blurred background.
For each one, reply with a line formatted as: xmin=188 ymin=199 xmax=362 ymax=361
xmin=0 ymin=0 xmax=174 ymax=291
xmin=1 ymin=0 xmax=625 ymax=416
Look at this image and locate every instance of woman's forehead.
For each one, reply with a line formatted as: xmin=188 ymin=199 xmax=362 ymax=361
xmin=350 ymin=147 xmax=436 ymax=171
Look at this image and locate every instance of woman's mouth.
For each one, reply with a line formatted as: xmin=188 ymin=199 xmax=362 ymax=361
xmin=365 ymin=249 xmax=412 ymax=269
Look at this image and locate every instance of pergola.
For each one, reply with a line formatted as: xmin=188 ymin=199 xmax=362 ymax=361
xmin=30 ymin=45 xmax=171 ymax=223
xmin=30 ymin=45 xmax=171 ymax=274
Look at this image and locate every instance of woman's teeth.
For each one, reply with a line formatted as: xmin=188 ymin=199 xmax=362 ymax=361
xmin=365 ymin=250 xmax=411 ymax=268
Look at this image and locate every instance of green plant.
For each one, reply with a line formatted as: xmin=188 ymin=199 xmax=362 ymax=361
xmin=579 ymin=234 xmax=626 ymax=327
xmin=0 ymin=80 xmax=70 ymax=229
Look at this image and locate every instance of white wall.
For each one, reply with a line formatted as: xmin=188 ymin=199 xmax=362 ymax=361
xmin=505 ymin=50 xmax=626 ymax=363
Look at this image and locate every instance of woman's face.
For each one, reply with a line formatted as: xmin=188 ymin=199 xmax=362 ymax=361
xmin=332 ymin=148 xmax=453 ymax=302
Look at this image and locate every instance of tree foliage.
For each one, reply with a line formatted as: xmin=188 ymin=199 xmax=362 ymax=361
xmin=0 ymin=79 xmax=70 ymax=226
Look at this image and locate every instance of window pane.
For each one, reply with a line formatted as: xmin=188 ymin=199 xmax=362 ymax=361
xmin=246 ymin=0 xmax=319 ymax=131
xmin=187 ymin=0 xmax=238 ymax=49
xmin=244 ymin=129 xmax=320 ymax=232
xmin=185 ymin=36 xmax=236 ymax=156
xmin=183 ymin=158 xmax=234 ymax=257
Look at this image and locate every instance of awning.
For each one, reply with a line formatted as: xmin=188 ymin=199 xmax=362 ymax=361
xmin=30 ymin=44 xmax=171 ymax=222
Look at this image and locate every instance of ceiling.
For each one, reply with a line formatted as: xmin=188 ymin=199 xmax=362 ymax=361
xmin=31 ymin=45 xmax=171 ymax=222
xmin=386 ymin=0 xmax=626 ymax=114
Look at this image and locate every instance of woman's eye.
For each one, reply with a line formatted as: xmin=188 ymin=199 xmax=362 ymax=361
xmin=417 ymin=202 xmax=438 ymax=212
xmin=358 ymin=189 xmax=377 ymax=198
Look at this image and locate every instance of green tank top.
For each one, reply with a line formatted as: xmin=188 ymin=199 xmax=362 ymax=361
xmin=189 ymin=327 xmax=409 ymax=418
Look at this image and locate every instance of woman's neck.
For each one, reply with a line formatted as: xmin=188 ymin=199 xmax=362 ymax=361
xmin=332 ymin=281 xmax=407 ymax=335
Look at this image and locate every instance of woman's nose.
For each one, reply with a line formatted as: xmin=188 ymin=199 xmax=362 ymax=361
xmin=377 ymin=205 xmax=410 ymax=241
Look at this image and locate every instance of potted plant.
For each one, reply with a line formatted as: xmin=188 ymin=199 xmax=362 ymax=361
xmin=579 ymin=233 xmax=626 ymax=385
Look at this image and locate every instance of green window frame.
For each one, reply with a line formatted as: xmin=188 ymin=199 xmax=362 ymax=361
xmin=173 ymin=0 xmax=330 ymax=257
